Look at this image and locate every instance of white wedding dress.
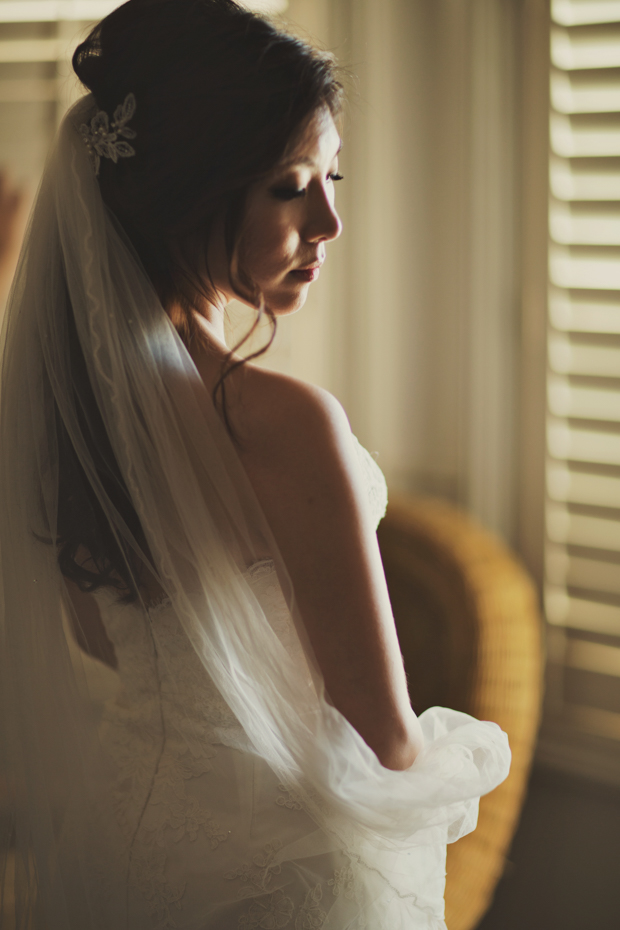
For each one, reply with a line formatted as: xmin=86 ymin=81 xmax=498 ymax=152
xmin=90 ymin=438 xmax=506 ymax=930
xmin=1 ymin=98 xmax=509 ymax=929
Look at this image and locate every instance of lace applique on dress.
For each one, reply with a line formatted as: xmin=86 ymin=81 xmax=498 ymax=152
xmin=239 ymin=889 xmax=295 ymax=929
xmin=276 ymin=783 xmax=303 ymax=810
xmin=128 ymin=803 xmax=228 ymax=930
xmin=226 ymin=840 xmax=332 ymax=929
xmin=328 ymin=865 xmax=356 ymax=900
xmin=224 ymin=840 xmax=284 ymax=897
xmin=295 ymin=884 xmax=327 ymax=930
xmin=229 ymin=863 xmax=354 ymax=930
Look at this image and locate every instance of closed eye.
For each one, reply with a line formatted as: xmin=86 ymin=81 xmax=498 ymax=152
xmin=270 ymin=186 xmax=305 ymax=201
xmin=270 ymin=173 xmax=344 ymax=202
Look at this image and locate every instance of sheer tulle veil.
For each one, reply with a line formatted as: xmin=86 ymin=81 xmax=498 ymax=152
xmin=0 ymin=95 xmax=510 ymax=927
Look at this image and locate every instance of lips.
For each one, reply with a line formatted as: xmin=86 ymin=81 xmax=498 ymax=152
xmin=289 ymin=260 xmax=323 ymax=283
xmin=290 ymin=267 xmax=320 ymax=283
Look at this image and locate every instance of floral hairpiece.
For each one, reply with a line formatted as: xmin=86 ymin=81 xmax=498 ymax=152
xmin=79 ymin=93 xmax=137 ymax=176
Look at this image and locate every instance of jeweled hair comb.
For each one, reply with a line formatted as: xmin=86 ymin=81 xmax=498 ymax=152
xmin=79 ymin=93 xmax=137 ymax=175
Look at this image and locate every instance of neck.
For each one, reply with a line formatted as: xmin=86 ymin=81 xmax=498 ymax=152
xmin=195 ymin=305 xmax=228 ymax=350
xmin=170 ymin=297 xmax=229 ymax=350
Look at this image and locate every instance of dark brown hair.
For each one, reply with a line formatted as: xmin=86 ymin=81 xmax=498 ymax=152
xmin=57 ymin=0 xmax=343 ymax=598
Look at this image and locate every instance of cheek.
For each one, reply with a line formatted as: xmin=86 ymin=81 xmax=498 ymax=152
xmin=242 ymin=212 xmax=298 ymax=280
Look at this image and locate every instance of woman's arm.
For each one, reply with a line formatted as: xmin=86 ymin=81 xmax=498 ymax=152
xmin=236 ymin=369 xmax=423 ymax=771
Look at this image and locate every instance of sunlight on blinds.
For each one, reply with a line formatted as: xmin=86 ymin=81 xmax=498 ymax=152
xmin=0 ymin=5 xmax=118 ymax=111
xmin=547 ymin=545 xmax=620 ymax=594
xmin=0 ymin=1 xmax=119 ymax=22
xmin=570 ymin=704 xmax=620 ymax=737
xmin=566 ymin=638 xmax=620 ymax=675
xmin=546 ymin=586 xmax=620 ymax=634
xmin=547 ymin=503 xmax=620 ymax=550
xmin=551 ymin=112 xmax=620 ymax=156
xmin=550 ymin=247 xmax=620 ymax=286
xmin=548 ymin=420 xmax=620 ymax=464
xmin=550 ymin=204 xmax=620 ymax=244
xmin=550 ymin=161 xmax=620 ymax=199
xmin=551 ymin=71 xmax=620 ymax=111
xmin=553 ymin=1 xmax=620 ymax=28
xmin=549 ymin=333 xmax=620 ymax=371
xmin=548 ymin=462 xmax=620 ymax=505
xmin=549 ymin=378 xmax=620 ymax=420
xmin=547 ymin=0 xmax=620 ymax=745
xmin=0 ymin=0 xmax=288 ymax=21
xmin=550 ymin=293 xmax=620 ymax=331
xmin=0 ymin=38 xmax=64 ymax=59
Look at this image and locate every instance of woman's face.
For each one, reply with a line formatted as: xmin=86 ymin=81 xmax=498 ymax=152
xmin=212 ymin=108 xmax=343 ymax=315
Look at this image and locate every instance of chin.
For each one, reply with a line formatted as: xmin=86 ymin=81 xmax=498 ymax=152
xmin=268 ymin=284 xmax=310 ymax=317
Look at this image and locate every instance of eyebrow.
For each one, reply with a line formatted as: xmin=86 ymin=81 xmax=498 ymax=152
xmin=279 ymin=138 xmax=343 ymax=169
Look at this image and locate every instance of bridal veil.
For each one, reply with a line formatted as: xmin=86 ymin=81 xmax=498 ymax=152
xmin=0 ymin=95 xmax=510 ymax=928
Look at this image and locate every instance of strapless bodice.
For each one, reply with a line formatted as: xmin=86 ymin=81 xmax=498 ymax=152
xmin=94 ymin=558 xmax=301 ymax=752
xmin=95 ymin=433 xmax=387 ymax=724
xmin=93 ymin=435 xmax=388 ymax=842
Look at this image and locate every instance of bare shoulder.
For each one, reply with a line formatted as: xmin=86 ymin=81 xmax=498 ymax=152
xmin=229 ymin=364 xmax=367 ymax=525
xmin=234 ymin=364 xmax=353 ymax=462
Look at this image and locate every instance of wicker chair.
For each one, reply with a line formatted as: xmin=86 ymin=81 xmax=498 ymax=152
xmin=377 ymin=495 xmax=543 ymax=930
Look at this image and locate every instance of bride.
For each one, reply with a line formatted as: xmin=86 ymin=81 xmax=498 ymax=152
xmin=0 ymin=1 xmax=510 ymax=927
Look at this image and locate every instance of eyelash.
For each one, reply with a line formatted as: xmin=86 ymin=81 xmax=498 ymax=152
xmin=270 ymin=173 xmax=344 ymax=201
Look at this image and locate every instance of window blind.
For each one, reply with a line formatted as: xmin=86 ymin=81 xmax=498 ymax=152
xmin=0 ymin=0 xmax=121 ymax=187
xmin=546 ymin=0 xmax=620 ymax=749
xmin=0 ymin=0 xmax=287 ymax=177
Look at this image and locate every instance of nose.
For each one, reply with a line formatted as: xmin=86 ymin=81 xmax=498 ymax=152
xmin=304 ymin=185 xmax=342 ymax=244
